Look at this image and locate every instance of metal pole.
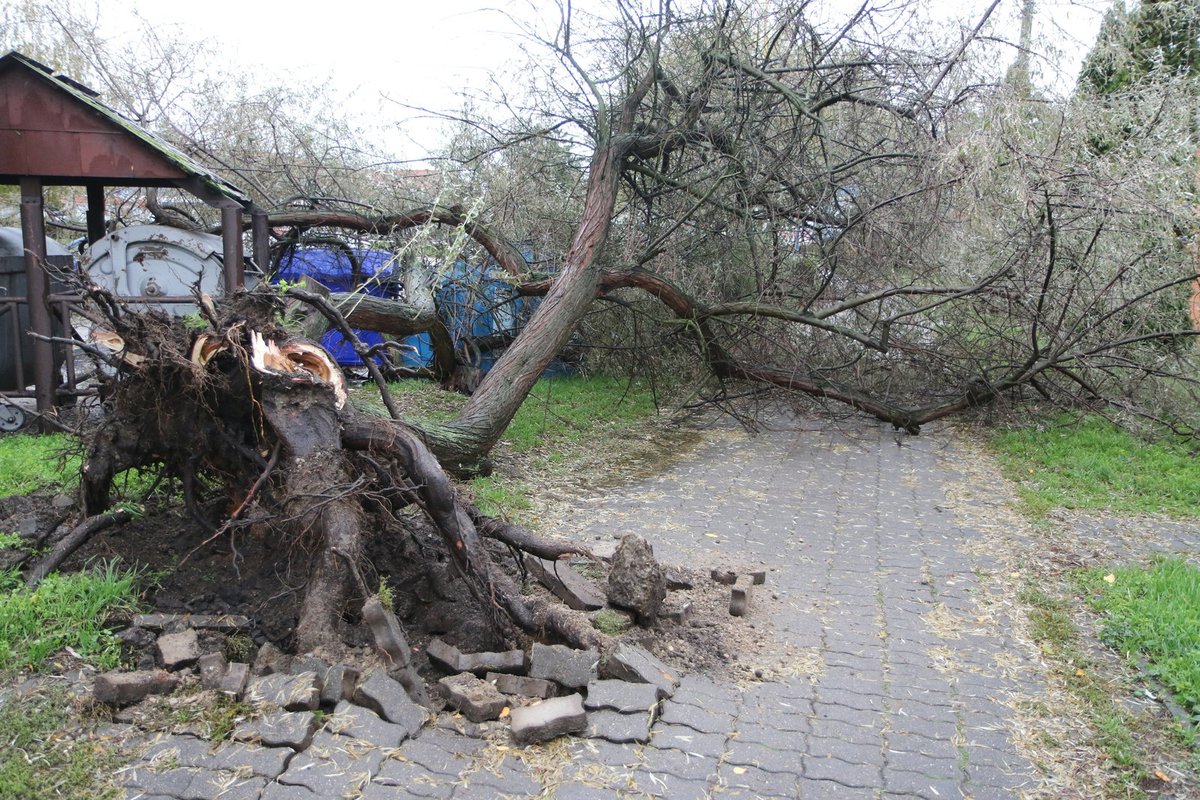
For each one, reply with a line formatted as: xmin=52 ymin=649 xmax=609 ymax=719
xmin=19 ymin=177 xmax=54 ymax=423
xmin=85 ymin=183 xmax=107 ymax=245
xmin=221 ymin=204 xmax=244 ymax=292
xmin=251 ymin=209 xmax=270 ymax=274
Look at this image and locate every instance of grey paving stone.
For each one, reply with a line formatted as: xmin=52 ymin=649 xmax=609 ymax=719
xmin=247 ymin=672 xmax=320 ymax=711
xmin=807 ymin=735 xmax=883 ymax=765
xmin=659 ymin=701 xmax=737 ymax=734
xmin=438 ymin=672 xmax=507 ymax=722
xmin=882 ymin=767 xmax=961 ymax=799
xmin=809 ymin=718 xmax=881 ymax=747
xmin=603 ymin=643 xmax=681 ymax=698
xmin=886 ymin=732 xmax=961 ymax=760
xmin=140 ymin=734 xmax=215 ymax=769
xmin=649 ymin=722 xmax=728 ymax=757
xmin=724 ymin=740 xmax=804 ymax=775
xmin=123 ymin=766 xmax=199 ymax=797
xmin=390 ymin=734 xmax=480 ymax=776
xmin=511 ymin=693 xmax=587 ymax=743
xmin=811 ymin=702 xmax=882 ymax=729
xmin=328 ymin=700 xmax=411 ymax=747
xmin=627 ymin=769 xmax=714 ymax=799
xmin=886 ymin=713 xmax=958 ymax=741
xmin=585 ymin=708 xmax=653 ymax=743
xmin=584 ymin=679 xmax=661 ymax=714
xmin=456 ymin=756 xmax=541 ymax=797
xmin=964 ymin=762 xmax=1035 ymax=791
xmin=362 ymin=775 xmax=451 ymax=799
xmin=804 ymin=755 xmax=883 ymax=788
xmin=259 ymin=782 xmax=317 ymax=800
xmin=570 ymin=737 xmax=643 ymax=768
xmin=641 ymin=744 xmax=721 ymax=781
xmin=884 ymin=752 xmax=959 ymax=779
xmin=232 ymin=710 xmax=318 ymax=750
xmin=189 ymin=771 xmax=266 ymax=800
xmin=276 ymin=732 xmax=384 ymax=797
xmin=212 ymin=741 xmax=294 ymax=780
xmin=717 ymin=762 xmax=799 ymax=797
xmin=528 ymin=643 xmax=599 ymax=689
xmin=374 ymin=758 xmax=460 ymax=796
xmin=794 ymin=777 xmax=867 ymax=799
xmin=734 ymin=722 xmax=807 ymax=749
xmin=354 ymin=671 xmax=428 ymax=736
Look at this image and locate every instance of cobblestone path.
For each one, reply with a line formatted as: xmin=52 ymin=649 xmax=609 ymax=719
xmin=122 ymin=419 xmax=1196 ymax=800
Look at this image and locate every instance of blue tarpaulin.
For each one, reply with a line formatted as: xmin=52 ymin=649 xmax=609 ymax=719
xmin=273 ymin=247 xmax=573 ymax=376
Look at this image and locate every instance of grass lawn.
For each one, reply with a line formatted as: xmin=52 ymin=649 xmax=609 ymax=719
xmin=991 ymin=415 xmax=1200 ymax=518
xmin=1079 ymin=557 xmax=1200 ymax=722
xmin=0 ymin=433 xmax=78 ymax=496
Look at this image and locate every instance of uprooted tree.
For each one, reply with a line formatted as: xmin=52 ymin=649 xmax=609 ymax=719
xmin=23 ymin=0 xmax=1200 ymax=658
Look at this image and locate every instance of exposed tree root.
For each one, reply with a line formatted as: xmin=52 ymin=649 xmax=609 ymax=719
xmin=60 ymin=285 xmax=602 ymax=660
xmin=26 ymin=509 xmax=133 ymax=587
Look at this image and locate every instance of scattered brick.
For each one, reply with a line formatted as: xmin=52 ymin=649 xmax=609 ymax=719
xmin=529 ymin=642 xmax=598 ymax=688
xmin=527 ymin=556 xmax=606 ymax=611
xmin=156 ymin=629 xmax=200 ymax=670
xmin=510 ymin=693 xmax=587 ymax=744
xmin=730 ymin=575 xmax=755 ymax=617
xmin=488 ymin=672 xmax=556 ymax=699
xmin=603 ymin=644 xmax=680 ymax=698
xmin=439 ymin=672 xmax=508 ymax=722
xmin=198 ymin=651 xmax=227 ymax=689
xmin=426 ymin=638 xmax=463 ymax=672
xmin=94 ymin=669 xmax=179 ymax=706
xmin=219 ymin=662 xmax=251 ymax=698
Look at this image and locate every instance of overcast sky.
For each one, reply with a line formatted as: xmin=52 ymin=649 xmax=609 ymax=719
xmin=93 ymin=0 xmax=1112 ymax=162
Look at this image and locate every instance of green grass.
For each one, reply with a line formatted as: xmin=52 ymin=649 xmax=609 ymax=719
xmin=0 ymin=433 xmax=79 ymax=496
xmin=0 ymin=688 xmax=121 ymax=800
xmin=502 ymin=376 xmax=656 ymax=453
xmin=0 ymin=560 xmax=142 ymax=674
xmin=991 ymin=416 xmax=1200 ymax=517
xmin=1080 ymin=557 xmax=1200 ymax=721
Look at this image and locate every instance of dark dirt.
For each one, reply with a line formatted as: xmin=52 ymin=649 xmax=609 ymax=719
xmin=5 ymin=487 xmax=760 ymax=692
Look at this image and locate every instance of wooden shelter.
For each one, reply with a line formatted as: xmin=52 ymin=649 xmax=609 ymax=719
xmin=0 ymin=51 xmax=269 ymax=422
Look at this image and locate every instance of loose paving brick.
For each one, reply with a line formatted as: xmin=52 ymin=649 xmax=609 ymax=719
xmin=602 ymin=643 xmax=680 ymax=698
xmin=510 ymin=693 xmax=587 ymax=743
xmin=157 ymin=628 xmax=200 ymax=670
xmin=487 ymin=672 xmax=556 ymax=699
xmin=526 ymin=556 xmax=606 ymax=611
xmin=528 ymin=642 xmax=598 ymax=688
xmin=438 ymin=672 xmax=507 ymax=722
xmin=95 ymin=670 xmax=179 ymax=706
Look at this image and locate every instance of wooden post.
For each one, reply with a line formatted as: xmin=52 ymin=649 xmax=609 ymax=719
xmin=19 ymin=177 xmax=54 ymax=423
xmin=85 ymin=183 xmax=107 ymax=245
xmin=251 ymin=208 xmax=270 ymax=274
xmin=221 ymin=204 xmax=244 ymax=292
